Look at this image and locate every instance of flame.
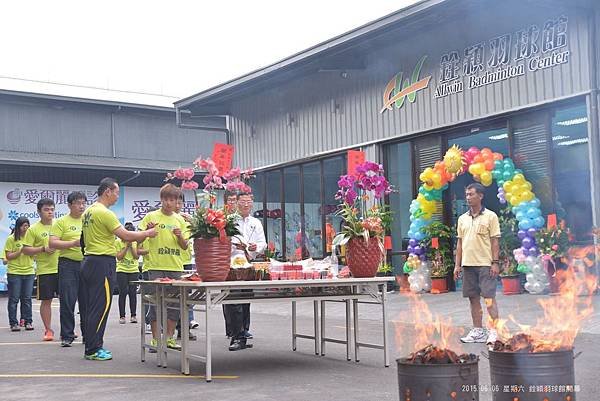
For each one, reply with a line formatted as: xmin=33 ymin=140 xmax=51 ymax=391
xmin=395 ymin=293 xmax=463 ymax=353
xmin=492 ymin=268 xmax=597 ymax=352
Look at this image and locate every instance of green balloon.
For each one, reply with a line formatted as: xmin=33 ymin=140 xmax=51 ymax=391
xmin=517 ymin=263 xmax=530 ymax=273
xmin=403 ymin=262 xmax=412 ymax=274
xmin=494 ymin=160 xmax=503 ymax=170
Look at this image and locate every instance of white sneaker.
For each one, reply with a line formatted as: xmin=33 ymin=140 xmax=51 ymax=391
xmin=145 ymin=324 xmax=152 ymax=334
xmin=190 ymin=320 xmax=199 ymax=329
xmin=486 ymin=328 xmax=498 ymax=345
xmin=460 ymin=327 xmax=487 ymax=343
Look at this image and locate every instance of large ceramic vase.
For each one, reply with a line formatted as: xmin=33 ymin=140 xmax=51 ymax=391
xmin=194 ymin=237 xmax=232 ymax=282
xmin=346 ymin=237 xmax=383 ymax=278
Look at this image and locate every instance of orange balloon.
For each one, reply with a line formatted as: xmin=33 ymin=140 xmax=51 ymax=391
xmin=473 ymin=154 xmax=484 ymax=163
xmin=484 ymin=159 xmax=495 ymax=171
xmin=481 ymin=148 xmax=492 ymax=157
xmin=492 ymin=152 xmax=504 ymax=161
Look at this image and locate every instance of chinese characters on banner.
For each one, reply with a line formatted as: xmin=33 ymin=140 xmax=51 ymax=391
xmin=347 ymin=150 xmax=365 ymax=177
xmin=211 ymin=143 xmax=234 ymax=175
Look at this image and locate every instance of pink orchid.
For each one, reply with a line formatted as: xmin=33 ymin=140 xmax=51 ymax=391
xmin=181 ymin=180 xmax=199 ymax=190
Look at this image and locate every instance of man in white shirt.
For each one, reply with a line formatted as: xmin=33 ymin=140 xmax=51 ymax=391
xmin=227 ymin=192 xmax=266 ymax=351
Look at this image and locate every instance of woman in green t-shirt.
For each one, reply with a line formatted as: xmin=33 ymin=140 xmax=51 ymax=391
xmin=3 ymin=217 xmax=35 ymax=331
xmin=116 ymin=222 xmax=140 ymax=324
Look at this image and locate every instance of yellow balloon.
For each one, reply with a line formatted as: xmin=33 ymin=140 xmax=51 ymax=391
xmin=521 ymin=191 xmax=534 ymax=202
xmin=521 ymin=182 xmax=532 ymax=191
xmin=513 ymin=173 xmax=525 ymax=184
xmin=431 ymin=173 xmax=441 ymax=185
xmin=468 ymin=164 xmax=478 ymax=175
xmin=505 ymin=191 xmax=513 ymax=200
xmin=503 ymin=181 xmax=514 ymax=193
xmin=473 ymin=163 xmax=485 ymax=175
xmin=481 ymin=171 xmax=492 ymax=181
xmin=509 ymin=195 xmax=520 ymax=206
xmin=423 ymin=183 xmax=434 ymax=191
xmin=482 ymin=177 xmax=493 ymax=187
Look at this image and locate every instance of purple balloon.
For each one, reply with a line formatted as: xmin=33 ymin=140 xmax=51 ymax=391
xmin=407 ymin=245 xmax=415 ymax=253
xmin=409 ymin=253 xmax=417 ymax=258
xmin=413 ymin=246 xmax=422 ymax=255
xmin=419 ymin=254 xmax=427 ymax=261
xmin=527 ymin=228 xmax=537 ymax=238
xmin=522 ymin=237 xmax=534 ymax=249
xmin=522 ymin=247 xmax=530 ymax=256
xmin=517 ymin=229 xmax=527 ymax=240
xmin=528 ymin=246 xmax=538 ymax=256
xmin=408 ymin=238 xmax=417 ymax=247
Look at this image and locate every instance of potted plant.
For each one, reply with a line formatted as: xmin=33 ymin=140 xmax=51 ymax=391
xmin=535 ymin=223 xmax=570 ymax=294
xmin=167 ymin=158 xmax=252 ymax=281
xmin=421 ymin=222 xmax=454 ymax=293
xmin=498 ymin=207 xmax=522 ymax=295
xmin=332 ymin=161 xmax=393 ymax=278
xmin=376 ymin=262 xmax=395 ymax=292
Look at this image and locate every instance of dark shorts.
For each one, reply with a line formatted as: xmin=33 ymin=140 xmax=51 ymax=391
xmin=37 ymin=273 xmax=59 ymax=300
xmin=462 ymin=266 xmax=497 ymax=298
xmin=147 ymin=270 xmax=182 ymax=322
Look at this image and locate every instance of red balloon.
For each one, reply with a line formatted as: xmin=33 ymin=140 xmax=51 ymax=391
xmin=484 ymin=159 xmax=495 ymax=171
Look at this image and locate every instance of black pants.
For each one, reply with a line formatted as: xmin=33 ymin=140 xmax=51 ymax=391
xmin=116 ymin=272 xmax=138 ymax=318
xmin=58 ymin=257 xmax=81 ymax=341
xmin=223 ymin=302 xmax=250 ymax=340
xmin=142 ymin=271 xmax=150 ymax=324
xmin=79 ymin=255 xmax=115 ymax=356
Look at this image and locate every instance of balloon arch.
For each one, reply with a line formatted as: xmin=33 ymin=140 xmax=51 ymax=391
xmin=403 ymin=145 xmax=548 ymax=294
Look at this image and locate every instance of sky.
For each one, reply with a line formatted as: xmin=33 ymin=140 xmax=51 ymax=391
xmin=0 ymin=0 xmax=418 ymax=106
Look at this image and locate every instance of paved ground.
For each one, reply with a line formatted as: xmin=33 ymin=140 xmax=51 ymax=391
xmin=0 ymin=290 xmax=598 ymax=401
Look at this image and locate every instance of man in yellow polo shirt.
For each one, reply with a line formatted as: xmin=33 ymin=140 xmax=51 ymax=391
xmin=454 ymin=183 xmax=501 ymax=345
xmin=50 ymin=191 xmax=87 ymax=347
xmin=22 ymin=198 xmax=60 ymax=342
xmin=80 ymin=178 xmax=156 ymax=361
xmin=139 ymin=183 xmax=188 ymax=351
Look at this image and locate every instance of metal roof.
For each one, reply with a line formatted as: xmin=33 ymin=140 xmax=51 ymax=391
xmin=174 ymin=0 xmax=448 ymax=109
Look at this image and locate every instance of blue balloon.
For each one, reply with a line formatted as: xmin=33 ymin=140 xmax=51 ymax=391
xmin=530 ymin=198 xmax=541 ymax=208
xmin=408 ymin=238 xmax=417 ymax=247
xmin=526 ymin=207 xmax=541 ymax=219
xmin=516 ymin=211 xmax=526 ymax=221
xmin=414 ymin=231 xmax=425 ymax=241
xmin=533 ymin=216 xmax=545 ymax=228
xmin=519 ymin=219 xmax=533 ymax=230
xmin=407 ymin=230 xmax=415 ymax=239
xmin=503 ymin=158 xmax=515 ymax=169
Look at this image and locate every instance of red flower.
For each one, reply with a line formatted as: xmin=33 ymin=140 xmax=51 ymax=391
xmin=181 ymin=180 xmax=199 ymax=190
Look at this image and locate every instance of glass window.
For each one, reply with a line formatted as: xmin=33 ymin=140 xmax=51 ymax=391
xmin=250 ymin=172 xmax=265 ymax=221
xmin=448 ymin=126 xmax=509 ymax=226
xmin=386 ymin=142 xmax=413 ymax=252
xmin=302 ymin=162 xmax=323 ymax=258
xmin=265 ymin=170 xmax=282 ymax=257
xmin=551 ymin=103 xmax=593 ymax=243
xmin=323 ymin=156 xmax=345 ymax=255
xmin=284 ymin=166 xmax=301 ymax=259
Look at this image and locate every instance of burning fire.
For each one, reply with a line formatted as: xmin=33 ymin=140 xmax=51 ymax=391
xmin=492 ymin=268 xmax=597 ymax=352
xmin=396 ymin=292 xmax=465 ymax=359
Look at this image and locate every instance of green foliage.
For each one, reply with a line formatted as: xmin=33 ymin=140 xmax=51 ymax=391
xmin=498 ymin=207 xmax=520 ymax=276
xmin=188 ymin=205 xmax=241 ymax=239
xmin=421 ymin=222 xmax=454 ymax=277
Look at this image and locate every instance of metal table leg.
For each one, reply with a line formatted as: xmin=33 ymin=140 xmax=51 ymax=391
xmin=345 ymin=299 xmax=352 ymax=361
xmin=320 ymin=300 xmax=326 ymax=356
xmin=140 ymin=284 xmax=146 ymax=363
xmin=154 ymin=285 xmax=163 ymax=367
xmin=205 ymin=289 xmax=212 ymax=382
xmin=291 ymin=301 xmax=297 ymax=351
xmin=160 ymin=286 xmax=168 ymax=368
xmin=313 ymin=300 xmax=320 ymax=355
xmin=382 ymin=283 xmax=389 ymax=367
xmin=353 ymin=298 xmax=360 ymax=362
xmin=181 ymin=287 xmax=190 ymax=375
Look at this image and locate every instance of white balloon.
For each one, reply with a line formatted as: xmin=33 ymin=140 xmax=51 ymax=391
xmin=531 ymin=264 xmax=543 ymax=274
xmin=524 ymin=282 xmax=533 ymax=293
xmin=423 ymin=282 xmax=432 ymax=291
xmin=525 ymin=273 xmax=535 ymax=282
xmin=417 ymin=275 xmax=426 ymax=287
xmin=531 ymin=282 xmax=543 ymax=293
xmin=525 ymin=256 xmax=536 ymax=266
xmin=408 ymin=275 xmax=416 ymax=284
xmin=410 ymin=283 xmax=421 ymax=293
xmin=420 ymin=261 xmax=429 ymax=269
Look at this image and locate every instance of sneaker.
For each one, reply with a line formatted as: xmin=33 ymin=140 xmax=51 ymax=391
xmin=460 ymin=327 xmax=487 ymax=343
xmin=166 ymin=337 xmax=181 ymax=350
xmin=98 ymin=348 xmax=112 ymax=357
xmin=85 ymin=349 xmax=112 ymax=361
xmin=119 ymin=317 xmax=126 ymax=324
xmin=145 ymin=324 xmax=152 ymax=334
xmin=61 ymin=338 xmax=73 ymax=347
xmin=43 ymin=329 xmax=54 ymax=341
xmin=149 ymin=338 xmax=158 ymax=354
xmin=10 ymin=324 xmax=21 ymax=332
xmin=243 ymin=330 xmax=253 ymax=339
xmin=25 ymin=323 xmax=34 ymax=331
xmin=176 ymin=331 xmax=197 ymax=341
xmin=486 ymin=328 xmax=498 ymax=345
xmin=190 ymin=320 xmax=199 ymax=329
xmin=130 ymin=316 xmax=138 ymax=324
xmin=19 ymin=319 xmax=25 ymax=327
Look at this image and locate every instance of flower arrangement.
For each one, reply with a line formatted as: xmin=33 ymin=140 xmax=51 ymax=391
xmin=421 ymin=222 xmax=454 ymax=278
xmin=331 ymin=161 xmax=393 ymax=247
xmin=263 ymin=241 xmax=279 ymax=260
xmin=167 ymin=157 xmax=254 ymax=240
xmin=535 ymin=224 xmax=570 ymax=260
xmin=498 ymin=207 xmax=521 ymax=276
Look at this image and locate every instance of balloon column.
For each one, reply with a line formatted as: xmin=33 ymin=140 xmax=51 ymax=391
xmin=404 ymin=145 xmax=548 ymax=294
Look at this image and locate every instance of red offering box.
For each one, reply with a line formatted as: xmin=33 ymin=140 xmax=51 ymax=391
xmin=282 ymin=264 xmax=303 ymax=271
xmin=269 ymin=271 xmax=321 ymax=280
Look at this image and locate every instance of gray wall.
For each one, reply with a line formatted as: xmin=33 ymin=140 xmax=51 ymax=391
xmin=228 ymin=1 xmax=593 ymax=169
xmin=0 ymin=96 xmax=224 ymax=168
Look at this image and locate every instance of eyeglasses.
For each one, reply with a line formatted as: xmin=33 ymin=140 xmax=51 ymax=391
xmin=238 ymin=200 xmax=253 ymax=205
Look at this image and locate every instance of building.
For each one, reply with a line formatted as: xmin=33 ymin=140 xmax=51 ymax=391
xmin=175 ymin=0 xmax=599 ymax=269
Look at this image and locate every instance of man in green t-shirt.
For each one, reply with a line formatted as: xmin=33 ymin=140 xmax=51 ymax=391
xmin=49 ymin=191 xmax=87 ymax=347
xmin=22 ymin=198 xmax=59 ymax=342
xmin=80 ymin=178 xmax=156 ymax=361
xmin=139 ymin=183 xmax=188 ymax=351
